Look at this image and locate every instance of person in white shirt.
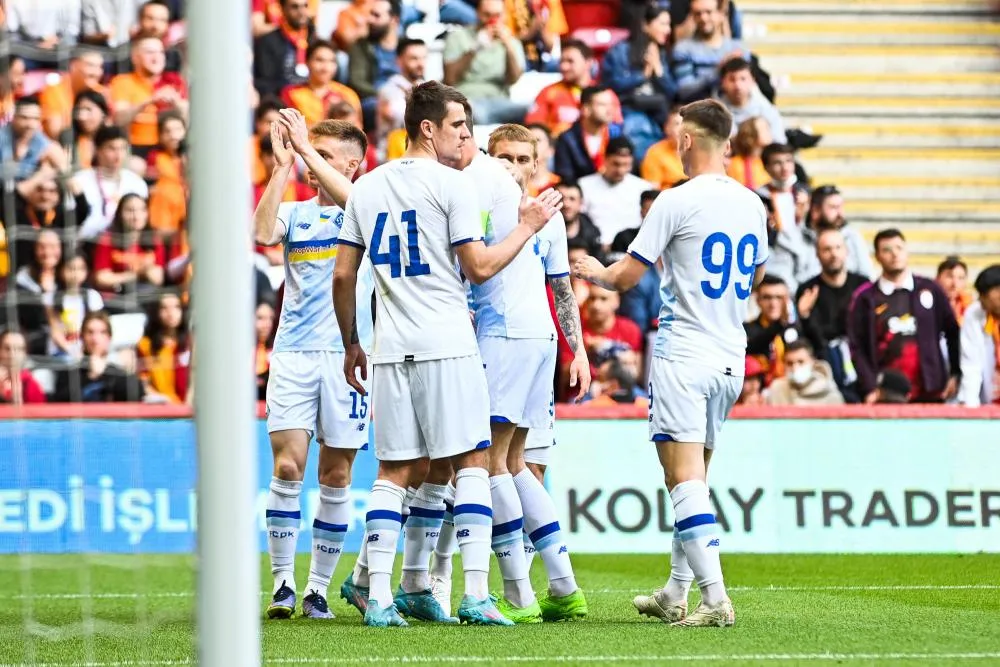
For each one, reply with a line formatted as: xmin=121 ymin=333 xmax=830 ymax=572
xmin=76 ymin=125 xmax=148 ymax=240
xmin=331 ymin=81 xmax=561 ymax=628
xmin=578 ymin=137 xmax=655 ymax=247
xmin=573 ymin=99 xmax=769 ymax=628
xmin=960 ymin=265 xmax=1000 ymax=407
xmin=484 ymin=123 xmax=591 ymax=621
xmin=376 ymin=37 xmax=427 ymax=162
xmin=254 ymin=114 xmax=375 ymax=621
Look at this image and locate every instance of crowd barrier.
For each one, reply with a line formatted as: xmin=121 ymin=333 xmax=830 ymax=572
xmin=0 ymin=403 xmax=997 ymax=554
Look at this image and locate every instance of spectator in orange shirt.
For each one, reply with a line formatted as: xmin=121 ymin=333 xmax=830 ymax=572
xmin=524 ymin=39 xmax=621 ymax=138
xmin=137 ymin=291 xmax=191 ymax=404
xmin=63 ymin=90 xmax=111 ymax=170
xmin=526 ymin=124 xmax=560 ymax=196
xmin=505 ymin=0 xmax=568 ymax=72
xmin=92 ymin=193 xmax=166 ymax=307
xmin=39 ymin=49 xmax=107 ymax=140
xmin=252 ymin=0 xmax=320 ymax=37
xmin=110 ymin=36 xmax=189 ymax=156
xmin=280 ymin=41 xmax=363 ymax=127
xmin=144 ymin=110 xmax=186 ymax=182
xmin=255 ymin=301 xmax=276 ymax=399
xmin=937 ymin=255 xmax=973 ymax=325
xmin=147 ymin=112 xmax=189 ymax=237
xmin=0 ymin=57 xmax=27 ymax=126
xmin=726 ymin=116 xmax=772 ymax=191
xmin=251 ymin=98 xmax=283 ymax=185
xmin=640 ymin=105 xmax=686 ymax=189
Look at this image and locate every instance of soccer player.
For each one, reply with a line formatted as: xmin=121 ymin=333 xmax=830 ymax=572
xmin=253 ymin=117 xmax=375 ymax=620
xmin=485 ymin=124 xmax=591 ymax=621
xmin=572 ymin=99 xmax=769 ymax=627
xmin=331 ymin=80 xmax=562 ymax=627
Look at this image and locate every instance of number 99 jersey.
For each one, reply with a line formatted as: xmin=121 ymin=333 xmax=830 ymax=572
xmin=338 ymin=158 xmax=485 ymax=365
xmin=626 ymin=174 xmax=769 ymax=374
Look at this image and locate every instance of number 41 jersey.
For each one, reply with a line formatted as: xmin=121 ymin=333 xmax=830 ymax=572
xmin=626 ymin=174 xmax=769 ymax=373
xmin=339 ymin=158 xmax=484 ymax=364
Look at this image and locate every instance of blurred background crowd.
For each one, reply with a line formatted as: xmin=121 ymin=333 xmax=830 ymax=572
xmin=0 ymin=0 xmax=997 ymax=408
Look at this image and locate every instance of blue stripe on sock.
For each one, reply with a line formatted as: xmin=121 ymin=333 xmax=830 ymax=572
xmin=675 ymin=513 xmax=716 ymax=532
xmin=528 ymin=521 xmax=560 ymax=544
xmin=265 ymin=509 xmax=301 ymax=519
xmin=454 ymin=503 xmax=493 ymax=518
xmin=673 ymin=526 xmax=680 ymax=539
xmin=366 ymin=509 xmax=403 ymax=523
xmin=313 ymin=527 xmax=348 ymax=542
xmin=266 ymin=516 xmax=299 ymax=528
xmin=678 ymin=523 xmax=717 ymax=542
xmin=409 ymin=506 xmax=446 ymax=520
xmin=313 ymin=519 xmax=347 ymax=533
xmin=491 ymin=517 xmax=523 ymax=537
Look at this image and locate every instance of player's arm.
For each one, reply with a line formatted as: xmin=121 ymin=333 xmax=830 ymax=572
xmin=455 ymin=189 xmax=563 ymax=284
xmin=333 ymin=232 xmax=368 ymax=395
xmin=252 ymin=122 xmax=293 ymax=247
xmin=550 ymin=275 xmax=591 ymax=400
xmin=277 ymin=108 xmax=354 ymax=209
xmin=572 ymin=254 xmax=648 ymax=292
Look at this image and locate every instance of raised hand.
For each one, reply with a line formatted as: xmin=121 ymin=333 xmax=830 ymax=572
xmin=276 ymin=108 xmax=311 ymax=155
xmin=519 ymin=188 xmax=562 ymax=233
xmin=269 ymin=121 xmax=295 ymax=169
xmin=572 ymin=254 xmax=606 ymax=284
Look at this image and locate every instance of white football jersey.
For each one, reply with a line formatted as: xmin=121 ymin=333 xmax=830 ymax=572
xmin=465 ymin=152 xmax=556 ymax=339
xmin=627 ymin=174 xmax=769 ymax=373
xmin=338 ymin=158 xmax=483 ymax=364
xmin=272 ymin=199 xmax=374 ymax=354
xmin=535 ymin=210 xmax=570 ymax=280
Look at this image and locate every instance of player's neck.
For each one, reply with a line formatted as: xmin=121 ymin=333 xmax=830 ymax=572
xmin=317 ymin=188 xmax=335 ymax=206
xmin=683 ymin=152 xmax=726 ymax=178
xmin=403 ymin=143 xmax=436 ymax=162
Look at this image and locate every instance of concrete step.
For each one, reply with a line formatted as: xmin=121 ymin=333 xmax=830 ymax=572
xmin=844 ymin=199 xmax=1000 ymax=222
xmin=776 ymin=71 xmax=1000 ymax=97
xmin=776 ymin=95 xmax=1000 ymax=117
xmin=744 ymin=18 xmax=1000 ymax=45
xmin=822 ymin=179 xmax=1000 ymax=201
xmin=800 ymin=152 xmax=1000 ymax=177
xmin=755 ymin=44 xmax=1000 ymax=73
xmin=793 ymin=120 xmax=1000 ymax=149
xmin=741 ymin=0 xmax=994 ymax=15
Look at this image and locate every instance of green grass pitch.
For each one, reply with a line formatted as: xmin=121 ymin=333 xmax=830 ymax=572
xmin=0 ymin=553 xmax=998 ymax=666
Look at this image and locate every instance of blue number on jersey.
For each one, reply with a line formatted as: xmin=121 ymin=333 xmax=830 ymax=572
xmin=349 ymin=391 xmax=368 ymax=419
xmin=371 ymin=209 xmax=431 ymax=278
xmin=700 ymin=232 xmax=759 ymax=300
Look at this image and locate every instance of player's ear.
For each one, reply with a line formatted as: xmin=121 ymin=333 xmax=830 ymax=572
xmin=419 ymin=118 xmax=434 ymax=141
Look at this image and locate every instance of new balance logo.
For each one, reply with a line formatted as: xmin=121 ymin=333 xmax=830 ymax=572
xmin=456 ymin=529 xmax=470 ymax=538
xmin=297 ymin=223 xmax=311 ymax=229
xmin=367 ymin=534 xmax=379 ymax=543
xmin=558 ymin=546 xmax=568 ymax=554
xmin=707 ymin=538 xmax=720 ymax=547
xmin=356 ymin=423 xmax=366 ymax=431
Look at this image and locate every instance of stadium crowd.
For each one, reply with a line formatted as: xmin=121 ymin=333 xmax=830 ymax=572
xmin=0 ymin=0 xmax=998 ymax=408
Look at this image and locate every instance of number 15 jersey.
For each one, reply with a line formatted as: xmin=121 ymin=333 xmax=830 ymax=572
xmin=627 ymin=174 xmax=769 ymax=373
xmin=339 ymin=158 xmax=485 ymax=364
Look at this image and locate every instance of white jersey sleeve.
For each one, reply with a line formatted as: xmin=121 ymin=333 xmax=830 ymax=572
xmin=541 ymin=212 xmax=570 ymax=278
xmin=627 ymin=193 xmax=679 ymax=268
xmin=447 ymin=170 xmax=486 ymax=246
xmin=338 ymin=195 xmax=365 ymax=248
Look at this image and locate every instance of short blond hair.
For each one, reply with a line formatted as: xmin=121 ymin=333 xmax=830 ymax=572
xmin=488 ymin=123 xmax=537 ymax=159
xmin=309 ymin=119 xmax=368 ymax=158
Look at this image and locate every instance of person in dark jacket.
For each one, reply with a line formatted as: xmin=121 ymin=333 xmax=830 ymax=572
xmin=553 ymin=85 xmax=623 ymax=183
xmin=600 ymin=4 xmax=678 ymax=162
xmin=847 ymin=228 xmax=960 ymax=404
xmin=252 ymin=0 xmax=316 ymax=97
xmin=50 ymin=311 xmax=145 ymax=402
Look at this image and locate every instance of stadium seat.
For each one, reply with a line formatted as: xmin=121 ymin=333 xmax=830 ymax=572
xmin=109 ymin=313 xmax=148 ymax=351
xmin=570 ymin=26 xmax=628 ymax=59
xmin=563 ymin=0 xmax=621 ymax=33
xmin=508 ymin=71 xmax=562 ymax=106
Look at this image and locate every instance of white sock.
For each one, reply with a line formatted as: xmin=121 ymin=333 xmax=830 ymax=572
xmin=523 ymin=532 xmax=536 ymax=571
xmin=453 ymin=467 xmax=492 ymax=600
xmin=663 ymin=526 xmax=694 ymax=602
xmin=490 ymin=473 xmax=534 ymax=607
xmin=266 ymin=477 xmax=302 ymax=593
xmin=401 ymin=482 xmax=448 ymax=593
xmin=671 ymin=480 xmax=726 ymax=606
xmin=365 ymin=480 xmax=406 ymax=608
xmin=513 ymin=469 xmax=576 ymax=597
xmin=431 ymin=483 xmax=457 ymax=580
xmin=401 ymin=486 xmax=418 ymax=522
xmin=352 ymin=533 xmax=370 ymax=588
xmin=305 ymin=485 xmax=349 ymax=599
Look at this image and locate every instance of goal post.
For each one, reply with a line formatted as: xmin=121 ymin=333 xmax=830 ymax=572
xmin=188 ymin=0 xmax=260 ymax=664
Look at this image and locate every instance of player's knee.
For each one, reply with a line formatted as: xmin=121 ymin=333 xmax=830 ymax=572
xmin=425 ymin=457 xmax=453 ymax=485
xmin=452 ymin=448 xmax=488 ymax=471
xmin=318 ymin=465 xmax=351 ymax=488
xmin=273 ymin=456 xmax=305 ymax=482
xmin=408 ymin=457 xmax=431 ymax=488
xmin=664 ymin=467 xmax=702 ymax=491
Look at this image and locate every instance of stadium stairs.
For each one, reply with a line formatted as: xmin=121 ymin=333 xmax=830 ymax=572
xmin=741 ymin=0 xmax=1000 ymax=278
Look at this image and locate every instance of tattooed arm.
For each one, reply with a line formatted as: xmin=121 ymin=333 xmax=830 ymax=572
xmin=550 ymin=275 xmax=591 ymax=401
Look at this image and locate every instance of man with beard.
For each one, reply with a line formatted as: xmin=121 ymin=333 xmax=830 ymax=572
xmin=806 ymin=184 xmax=874 ymax=278
xmin=376 ymin=37 xmax=427 ymax=161
xmin=348 ymin=0 xmax=402 ymax=129
xmin=253 ymin=0 xmax=317 ymax=97
xmin=795 ymin=227 xmax=869 ymax=401
xmin=672 ymin=0 xmax=749 ymax=104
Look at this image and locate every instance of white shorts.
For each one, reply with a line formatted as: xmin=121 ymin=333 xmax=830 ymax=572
xmin=480 ymin=336 xmax=557 ymax=429
xmin=648 ymin=357 xmax=741 ymax=450
xmin=523 ymin=426 xmax=554 ymax=466
xmin=372 ymin=354 xmax=492 ymax=461
xmin=266 ymin=350 xmax=370 ymax=449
